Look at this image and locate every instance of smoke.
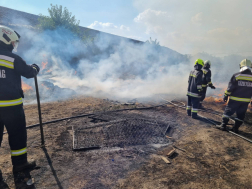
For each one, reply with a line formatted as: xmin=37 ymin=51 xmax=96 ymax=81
xmin=15 ymin=25 xmax=192 ymax=102
xmin=189 ymin=53 xmax=252 ymax=97
xmin=9 ymin=17 xmax=252 ymax=103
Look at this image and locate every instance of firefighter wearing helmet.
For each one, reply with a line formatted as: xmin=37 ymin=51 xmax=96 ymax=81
xmin=199 ymin=60 xmax=216 ymax=108
xmin=0 ymin=25 xmax=39 ymax=186
xmin=187 ymin=59 xmax=204 ymax=119
xmin=216 ymin=59 xmax=252 ymax=133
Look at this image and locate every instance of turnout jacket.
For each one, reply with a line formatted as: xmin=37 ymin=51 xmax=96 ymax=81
xmin=202 ymin=67 xmax=212 ymax=87
xmin=0 ymin=47 xmax=37 ymax=107
xmin=187 ymin=65 xmax=203 ymax=98
xmin=225 ymin=67 xmax=252 ymax=103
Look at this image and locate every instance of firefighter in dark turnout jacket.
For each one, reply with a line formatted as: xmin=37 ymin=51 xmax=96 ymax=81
xmin=217 ymin=59 xmax=252 ymax=133
xmin=199 ymin=60 xmax=216 ymax=108
xmin=187 ymin=59 xmax=204 ymax=118
xmin=0 ymin=25 xmax=40 ymax=176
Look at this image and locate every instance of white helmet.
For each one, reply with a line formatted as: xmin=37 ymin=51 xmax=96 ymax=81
xmin=204 ymin=60 xmax=211 ymax=67
xmin=239 ymin=59 xmax=252 ymax=68
xmin=0 ymin=25 xmax=20 ymax=52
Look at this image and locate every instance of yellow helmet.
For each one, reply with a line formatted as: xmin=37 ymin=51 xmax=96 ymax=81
xmin=204 ymin=60 xmax=211 ymax=67
xmin=194 ymin=59 xmax=204 ymax=66
xmin=239 ymin=59 xmax=252 ymax=68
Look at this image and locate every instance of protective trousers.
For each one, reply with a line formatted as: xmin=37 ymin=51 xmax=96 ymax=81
xmin=222 ymin=100 xmax=249 ymax=125
xmin=187 ymin=96 xmax=200 ymax=116
xmin=0 ymin=104 xmax=27 ymax=166
xmin=199 ymin=87 xmax=207 ymax=104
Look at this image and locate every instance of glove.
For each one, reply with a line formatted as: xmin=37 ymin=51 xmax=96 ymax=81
xmin=223 ymin=95 xmax=228 ymax=102
xmin=32 ymin=64 xmax=40 ymax=74
xmin=210 ymin=85 xmax=216 ymax=89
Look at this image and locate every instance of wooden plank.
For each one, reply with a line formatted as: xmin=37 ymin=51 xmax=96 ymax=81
xmin=161 ymin=156 xmax=171 ymax=164
xmin=166 ymin=148 xmax=176 ymax=157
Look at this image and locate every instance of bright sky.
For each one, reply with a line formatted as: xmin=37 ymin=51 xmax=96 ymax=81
xmin=2 ymin=0 xmax=252 ymax=56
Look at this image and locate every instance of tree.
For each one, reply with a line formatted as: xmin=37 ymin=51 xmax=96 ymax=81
xmin=145 ymin=37 xmax=160 ymax=46
xmin=37 ymin=4 xmax=95 ymax=46
xmin=37 ymin=4 xmax=80 ymax=35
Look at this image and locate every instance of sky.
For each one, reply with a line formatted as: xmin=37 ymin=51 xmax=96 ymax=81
xmin=1 ymin=0 xmax=252 ymax=56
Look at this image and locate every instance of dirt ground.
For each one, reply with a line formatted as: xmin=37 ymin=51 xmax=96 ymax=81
xmin=0 ymin=96 xmax=252 ymax=189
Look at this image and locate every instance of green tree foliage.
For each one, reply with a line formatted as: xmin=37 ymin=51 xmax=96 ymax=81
xmin=145 ymin=37 xmax=160 ymax=46
xmin=37 ymin=4 xmax=96 ymax=48
xmin=37 ymin=4 xmax=80 ymax=35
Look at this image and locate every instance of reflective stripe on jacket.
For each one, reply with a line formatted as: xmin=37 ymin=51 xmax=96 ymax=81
xmin=0 ymin=55 xmax=14 ymax=69
xmin=225 ymin=69 xmax=252 ymax=103
xmin=229 ymin=96 xmax=251 ymax=102
xmin=202 ymin=68 xmax=212 ymax=87
xmin=0 ymin=48 xmax=38 ymax=104
xmin=187 ymin=67 xmax=203 ymax=98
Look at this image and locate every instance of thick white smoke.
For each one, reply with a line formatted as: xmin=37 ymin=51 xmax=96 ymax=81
xmin=17 ymin=26 xmax=191 ymax=101
xmin=9 ymin=17 xmax=252 ymax=103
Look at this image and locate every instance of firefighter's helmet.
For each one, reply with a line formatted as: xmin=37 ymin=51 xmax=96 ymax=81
xmin=0 ymin=25 xmax=20 ymax=52
xmin=194 ymin=59 xmax=204 ymax=66
xmin=204 ymin=60 xmax=211 ymax=67
xmin=239 ymin=59 xmax=252 ymax=68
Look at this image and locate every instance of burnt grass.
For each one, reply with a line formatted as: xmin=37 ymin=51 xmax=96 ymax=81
xmin=0 ymin=97 xmax=252 ymax=189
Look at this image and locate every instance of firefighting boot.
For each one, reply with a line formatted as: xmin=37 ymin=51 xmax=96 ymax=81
xmin=13 ymin=160 xmax=36 ymax=174
xmin=14 ymin=171 xmax=34 ymax=189
xmin=216 ymin=117 xmax=229 ymax=131
xmin=192 ymin=112 xmax=198 ymax=119
xmin=0 ymin=170 xmax=9 ymax=189
xmin=231 ymin=119 xmax=243 ymax=133
xmin=187 ymin=109 xmax=191 ymax=116
xmin=198 ymin=102 xmax=203 ymax=109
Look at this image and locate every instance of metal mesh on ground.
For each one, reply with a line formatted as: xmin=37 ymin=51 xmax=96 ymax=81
xmin=73 ymin=126 xmax=105 ymax=149
xmin=73 ymin=115 xmax=170 ymax=150
xmin=88 ymin=111 xmax=164 ymax=122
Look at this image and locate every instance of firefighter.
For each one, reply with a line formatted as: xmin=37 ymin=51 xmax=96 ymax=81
xmin=199 ymin=60 xmax=216 ymax=109
xmin=187 ymin=59 xmax=204 ymax=119
xmin=216 ymin=59 xmax=252 ymax=133
xmin=0 ymin=25 xmax=39 ymax=181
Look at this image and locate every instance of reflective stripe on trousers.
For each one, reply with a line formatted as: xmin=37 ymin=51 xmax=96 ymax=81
xmin=187 ymin=92 xmax=201 ymax=98
xmin=11 ymin=147 xmax=27 ymax=156
xmin=222 ymin=114 xmax=230 ymax=118
xmin=192 ymin=108 xmax=198 ymax=113
xmin=235 ymin=118 xmax=244 ymax=122
xmin=0 ymin=98 xmax=23 ymax=107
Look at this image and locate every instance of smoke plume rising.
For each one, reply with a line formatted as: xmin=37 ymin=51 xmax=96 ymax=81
xmin=10 ymin=18 xmax=252 ymax=103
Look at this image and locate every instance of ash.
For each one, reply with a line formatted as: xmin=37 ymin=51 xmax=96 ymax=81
xmin=73 ymin=111 xmax=170 ymax=150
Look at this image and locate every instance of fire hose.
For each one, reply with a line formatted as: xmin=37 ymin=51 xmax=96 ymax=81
xmin=161 ymin=97 xmax=252 ymax=143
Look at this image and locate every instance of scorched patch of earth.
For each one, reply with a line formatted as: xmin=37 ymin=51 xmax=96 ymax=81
xmin=0 ymin=97 xmax=252 ymax=189
xmin=117 ymin=100 xmax=252 ymax=189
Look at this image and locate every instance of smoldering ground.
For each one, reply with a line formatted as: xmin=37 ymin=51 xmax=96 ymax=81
xmin=13 ymin=23 xmax=252 ymax=103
